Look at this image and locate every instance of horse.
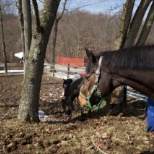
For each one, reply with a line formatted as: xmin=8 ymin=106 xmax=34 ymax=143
xmin=62 ymin=77 xmax=84 ymax=116
xmin=62 ymin=75 xmax=82 ymax=97
xmin=78 ymin=45 xmax=154 ymax=113
xmin=63 ymin=78 xmax=73 ymax=97
xmin=62 ymin=75 xmax=103 ymax=118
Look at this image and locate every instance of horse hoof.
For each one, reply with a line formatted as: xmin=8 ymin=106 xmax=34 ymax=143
xmin=64 ymin=113 xmax=72 ymax=117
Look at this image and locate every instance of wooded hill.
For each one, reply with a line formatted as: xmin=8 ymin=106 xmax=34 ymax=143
xmin=0 ymin=11 xmax=154 ymax=63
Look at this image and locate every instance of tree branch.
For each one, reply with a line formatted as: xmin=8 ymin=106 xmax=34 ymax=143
xmin=32 ymin=0 xmax=41 ymax=31
xmin=57 ymin=0 xmax=67 ymax=21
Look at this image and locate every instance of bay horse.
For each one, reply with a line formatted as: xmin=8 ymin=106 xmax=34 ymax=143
xmin=78 ymin=45 xmax=154 ymax=110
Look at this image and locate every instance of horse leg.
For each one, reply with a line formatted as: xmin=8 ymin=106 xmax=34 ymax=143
xmin=80 ymin=107 xmax=84 ymax=117
xmin=61 ymin=98 xmax=66 ymax=113
xmin=120 ymin=86 xmax=127 ymax=109
xmin=65 ymin=106 xmax=72 ymax=122
xmin=88 ymin=109 xmax=91 ymax=115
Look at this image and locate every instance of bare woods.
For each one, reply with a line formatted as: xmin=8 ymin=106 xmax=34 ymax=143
xmin=0 ymin=11 xmax=154 ymax=63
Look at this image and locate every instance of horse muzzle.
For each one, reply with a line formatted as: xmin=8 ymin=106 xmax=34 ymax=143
xmin=78 ymin=95 xmax=88 ymax=107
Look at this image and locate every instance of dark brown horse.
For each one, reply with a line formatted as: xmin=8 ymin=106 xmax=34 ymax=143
xmin=62 ymin=75 xmax=105 ymax=118
xmin=78 ymin=45 xmax=154 ymax=107
xmin=62 ymin=77 xmax=84 ymax=116
xmin=63 ymin=78 xmax=73 ymax=97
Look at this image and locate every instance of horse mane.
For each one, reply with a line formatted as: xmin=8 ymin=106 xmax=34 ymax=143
xmin=100 ymin=45 xmax=154 ymax=70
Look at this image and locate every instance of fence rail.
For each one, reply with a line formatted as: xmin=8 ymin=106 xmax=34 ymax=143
xmin=127 ymin=86 xmax=147 ymax=102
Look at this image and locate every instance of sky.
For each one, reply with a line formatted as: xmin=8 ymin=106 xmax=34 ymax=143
xmin=38 ymin=0 xmax=126 ymax=14
xmin=63 ymin=0 xmax=126 ymax=14
xmin=38 ymin=0 xmax=150 ymax=16
xmin=57 ymin=0 xmax=152 ymax=19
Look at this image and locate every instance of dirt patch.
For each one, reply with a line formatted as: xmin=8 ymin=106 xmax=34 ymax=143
xmin=0 ymin=73 xmax=154 ymax=154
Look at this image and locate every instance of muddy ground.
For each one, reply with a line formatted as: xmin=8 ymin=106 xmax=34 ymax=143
xmin=0 ymin=72 xmax=154 ymax=154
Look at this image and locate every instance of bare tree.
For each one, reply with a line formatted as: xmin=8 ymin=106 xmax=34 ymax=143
xmin=124 ymin=0 xmax=152 ymax=48
xmin=137 ymin=1 xmax=154 ymax=45
xmin=115 ymin=0 xmax=135 ymax=50
xmin=18 ymin=0 xmax=60 ymax=123
xmin=51 ymin=0 xmax=67 ymax=64
xmin=22 ymin=0 xmax=32 ymax=77
xmin=17 ymin=0 xmax=25 ymax=60
xmin=0 ymin=2 xmax=7 ymax=73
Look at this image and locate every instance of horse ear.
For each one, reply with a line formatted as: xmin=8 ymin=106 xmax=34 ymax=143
xmin=85 ymin=47 xmax=96 ymax=63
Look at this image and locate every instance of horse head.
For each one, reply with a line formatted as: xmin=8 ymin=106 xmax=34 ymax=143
xmin=78 ymin=48 xmax=112 ymax=109
xmin=78 ymin=73 xmax=105 ymax=110
xmin=63 ymin=78 xmax=73 ymax=96
xmin=85 ymin=48 xmax=98 ymax=78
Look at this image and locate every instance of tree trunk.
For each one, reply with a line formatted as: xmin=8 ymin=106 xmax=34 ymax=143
xmin=22 ymin=0 xmax=32 ymax=77
xmin=18 ymin=0 xmax=60 ymax=123
xmin=51 ymin=0 xmax=67 ymax=64
xmin=136 ymin=1 xmax=154 ymax=46
xmin=51 ymin=19 xmax=58 ymax=64
xmin=124 ymin=0 xmax=152 ymax=48
xmin=115 ymin=0 xmax=135 ymax=49
xmin=0 ymin=6 xmax=7 ymax=73
xmin=17 ymin=0 xmax=25 ymax=60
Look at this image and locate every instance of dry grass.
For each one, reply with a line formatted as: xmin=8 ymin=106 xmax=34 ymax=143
xmin=0 ymin=74 xmax=154 ymax=154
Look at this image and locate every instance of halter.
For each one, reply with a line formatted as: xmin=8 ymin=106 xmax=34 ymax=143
xmin=79 ymin=56 xmax=105 ymax=110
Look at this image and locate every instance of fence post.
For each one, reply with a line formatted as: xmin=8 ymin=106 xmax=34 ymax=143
xmin=67 ymin=64 xmax=70 ymax=79
xmin=50 ymin=63 xmax=55 ymax=77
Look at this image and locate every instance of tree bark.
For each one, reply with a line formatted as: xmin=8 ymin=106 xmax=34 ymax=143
xmin=0 ymin=6 xmax=7 ymax=73
xmin=51 ymin=19 xmax=58 ymax=64
xmin=115 ymin=0 xmax=135 ymax=50
xmin=124 ymin=0 xmax=152 ymax=48
xmin=17 ymin=0 xmax=25 ymax=59
xmin=51 ymin=0 xmax=67 ymax=64
xmin=136 ymin=1 xmax=154 ymax=46
xmin=18 ymin=0 xmax=60 ymax=122
xmin=22 ymin=0 xmax=32 ymax=77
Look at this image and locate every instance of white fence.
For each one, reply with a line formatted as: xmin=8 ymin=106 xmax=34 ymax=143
xmin=127 ymin=86 xmax=147 ymax=102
